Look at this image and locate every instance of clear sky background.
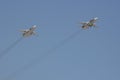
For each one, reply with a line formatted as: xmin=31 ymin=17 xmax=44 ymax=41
xmin=0 ymin=0 xmax=120 ymax=80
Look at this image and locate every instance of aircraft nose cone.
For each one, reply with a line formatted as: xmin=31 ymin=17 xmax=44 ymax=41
xmin=94 ymin=17 xmax=98 ymax=20
xmin=33 ymin=25 xmax=37 ymax=28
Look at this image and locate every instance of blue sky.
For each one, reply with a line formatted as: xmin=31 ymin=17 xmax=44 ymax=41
xmin=0 ymin=0 xmax=120 ymax=80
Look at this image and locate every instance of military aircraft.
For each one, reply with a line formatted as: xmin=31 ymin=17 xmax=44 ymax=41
xmin=81 ymin=17 xmax=98 ymax=29
xmin=21 ymin=25 xmax=37 ymax=37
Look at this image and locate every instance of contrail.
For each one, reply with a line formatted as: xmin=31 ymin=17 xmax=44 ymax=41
xmin=48 ymin=30 xmax=81 ymax=53
xmin=0 ymin=37 xmax=23 ymax=59
xmin=4 ymin=29 xmax=81 ymax=80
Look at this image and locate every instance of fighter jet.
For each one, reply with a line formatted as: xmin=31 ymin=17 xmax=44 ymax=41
xmin=21 ymin=25 xmax=37 ymax=37
xmin=81 ymin=17 xmax=98 ymax=29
